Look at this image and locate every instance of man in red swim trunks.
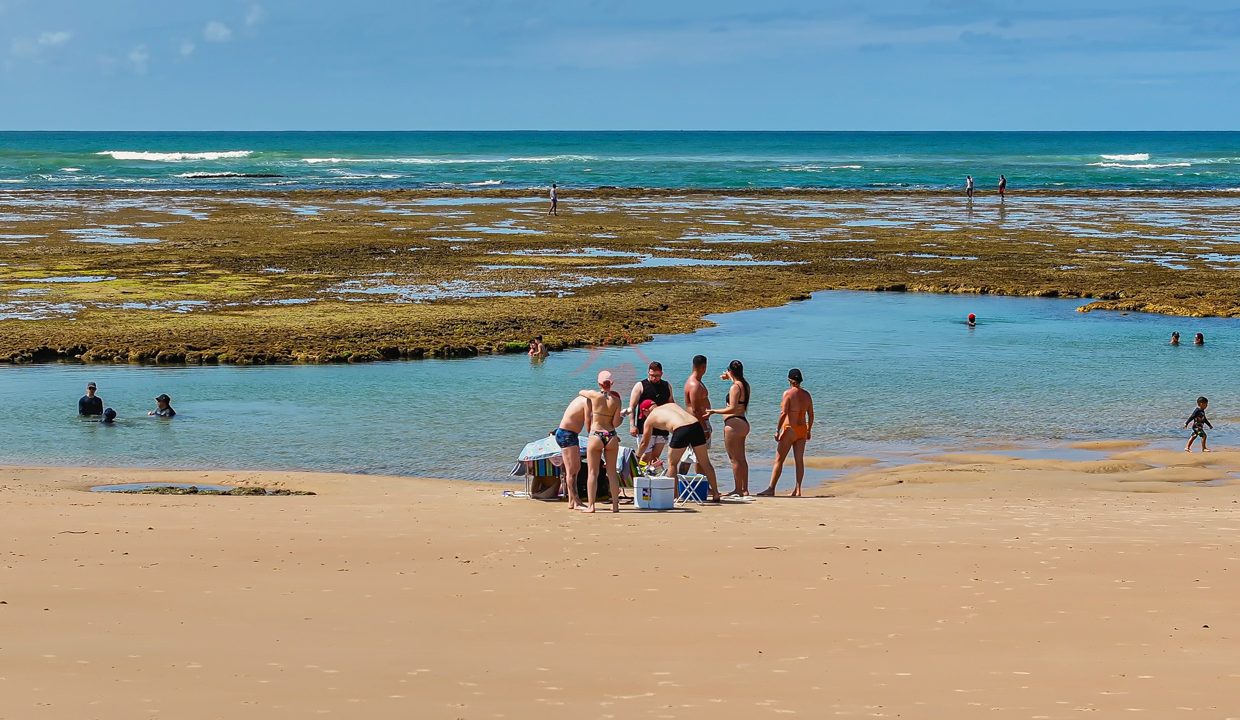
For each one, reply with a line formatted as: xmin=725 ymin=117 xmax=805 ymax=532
xmin=757 ymin=368 xmax=815 ymax=497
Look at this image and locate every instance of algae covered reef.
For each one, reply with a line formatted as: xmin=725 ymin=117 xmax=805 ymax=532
xmin=1 ymin=189 xmax=1237 ymax=364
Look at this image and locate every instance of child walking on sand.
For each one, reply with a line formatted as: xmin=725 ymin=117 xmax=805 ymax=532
xmin=1185 ymin=396 xmax=1213 ymax=453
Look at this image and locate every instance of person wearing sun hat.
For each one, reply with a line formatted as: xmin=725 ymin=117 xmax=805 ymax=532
xmin=577 ymin=370 xmax=624 ymax=513
xmin=149 ymin=393 xmax=176 ymax=418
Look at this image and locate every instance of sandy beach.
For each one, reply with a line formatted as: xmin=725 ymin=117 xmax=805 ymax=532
xmin=5 ymin=450 xmax=1240 ymax=719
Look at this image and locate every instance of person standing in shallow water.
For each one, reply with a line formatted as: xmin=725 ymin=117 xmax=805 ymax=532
xmin=965 ymin=175 xmax=975 ymax=199
xmin=78 ymin=381 xmax=103 ymax=417
xmin=998 ymin=174 xmax=1007 ymax=200
xmin=548 ymin=183 xmax=558 ymax=216
xmin=708 ymin=359 xmax=752 ymax=496
xmin=758 ymin=369 xmax=814 ymax=497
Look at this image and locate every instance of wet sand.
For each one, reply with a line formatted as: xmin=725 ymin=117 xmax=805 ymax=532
xmin=4 ymin=452 xmax=1240 ymax=718
xmin=3 ymin=189 xmax=1240 ymax=363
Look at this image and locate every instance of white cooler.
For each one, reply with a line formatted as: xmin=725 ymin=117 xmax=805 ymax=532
xmin=633 ymin=475 xmax=675 ymax=510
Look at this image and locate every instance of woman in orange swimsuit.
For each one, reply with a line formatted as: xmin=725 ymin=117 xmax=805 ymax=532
xmin=758 ymin=368 xmax=814 ymax=497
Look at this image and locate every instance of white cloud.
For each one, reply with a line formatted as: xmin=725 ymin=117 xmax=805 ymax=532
xmin=204 ymin=20 xmax=232 ymax=42
xmin=245 ymin=5 xmax=266 ymax=27
xmin=38 ymin=31 xmax=72 ymax=47
xmin=180 ymin=40 xmax=196 ymax=57
xmin=9 ymin=29 xmax=71 ymax=59
xmin=128 ymin=44 xmax=149 ymax=74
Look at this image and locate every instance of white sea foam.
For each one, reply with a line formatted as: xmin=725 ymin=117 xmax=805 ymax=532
xmin=61 ymin=167 xmax=81 ymax=172
xmin=831 ymin=165 xmax=863 ymax=170
xmin=302 ymin=154 xmax=595 ymax=165
xmin=468 ymin=180 xmax=503 ymax=186
xmin=97 ymin=150 xmax=253 ymax=162
xmin=1090 ymin=161 xmax=1191 ymax=169
xmin=1100 ymin=153 xmax=1150 ymax=162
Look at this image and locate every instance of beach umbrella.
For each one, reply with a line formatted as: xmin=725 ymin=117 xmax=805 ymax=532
xmin=516 ymin=433 xmax=587 ymax=462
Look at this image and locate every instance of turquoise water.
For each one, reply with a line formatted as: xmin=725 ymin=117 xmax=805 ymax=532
xmin=2 ymin=131 xmax=1239 ymax=191
xmin=1 ymin=292 xmax=1235 ymax=480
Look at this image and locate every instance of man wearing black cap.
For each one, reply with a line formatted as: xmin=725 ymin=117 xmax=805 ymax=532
xmin=149 ymin=394 xmax=176 ymax=418
xmin=757 ymin=368 xmax=815 ymax=497
xmin=78 ymin=382 xmax=103 ymax=417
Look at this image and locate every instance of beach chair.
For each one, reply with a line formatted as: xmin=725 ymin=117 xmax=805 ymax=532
xmin=675 ymin=473 xmax=708 ymax=505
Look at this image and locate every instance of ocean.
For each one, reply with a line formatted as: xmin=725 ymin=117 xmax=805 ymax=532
xmin=2 ymin=131 xmax=1239 ymax=192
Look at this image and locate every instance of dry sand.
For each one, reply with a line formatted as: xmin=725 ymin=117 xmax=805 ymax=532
xmin=4 ymin=456 xmax=1240 ymax=719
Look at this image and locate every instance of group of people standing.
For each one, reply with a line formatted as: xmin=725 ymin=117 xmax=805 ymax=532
xmin=77 ymin=381 xmax=177 ymax=422
xmin=965 ymin=174 xmax=1007 ymax=200
xmin=552 ymin=358 xmax=816 ymax=513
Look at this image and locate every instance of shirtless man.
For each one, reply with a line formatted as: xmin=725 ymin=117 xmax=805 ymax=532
xmin=757 ymin=368 xmax=815 ymax=497
xmin=636 ymin=400 xmax=720 ymax=503
xmin=578 ymin=370 xmax=623 ymax=513
xmin=628 ymin=361 xmax=672 ymax=468
xmin=683 ymin=355 xmax=712 ymax=472
xmin=554 ymin=393 xmax=590 ymax=508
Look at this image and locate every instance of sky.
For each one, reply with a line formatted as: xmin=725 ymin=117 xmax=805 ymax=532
xmin=1 ymin=0 xmax=1239 ymax=130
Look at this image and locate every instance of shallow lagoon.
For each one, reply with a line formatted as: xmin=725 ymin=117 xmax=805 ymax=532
xmin=0 ymin=291 xmax=1236 ymax=480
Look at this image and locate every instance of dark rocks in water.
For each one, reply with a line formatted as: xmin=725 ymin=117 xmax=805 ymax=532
xmin=120 ymin=485 xmax=315 ymax=496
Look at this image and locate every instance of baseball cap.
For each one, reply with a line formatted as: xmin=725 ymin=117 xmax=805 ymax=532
xmin=87 ymin=381 xmax=96 ymax=389
xmin=103 ymin=407 xmax=116 ymax=420
xmin=787 ymin=368 xmax=803 ymax=383
xmin=638 ymin=399 xmax=656 ymax=416
xmin=155 ymin=393 xmax=171 ymax=403
xmin=597 ymin=370 xmax=613 ymax=387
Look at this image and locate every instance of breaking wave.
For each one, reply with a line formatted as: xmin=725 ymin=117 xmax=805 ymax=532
xmin=1100 ymin=153 xmax=1150 ymax=162
xmin=98 ymin=150 xmax=254 ymax=162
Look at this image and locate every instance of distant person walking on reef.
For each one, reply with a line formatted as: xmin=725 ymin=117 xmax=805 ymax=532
xmin=998 ymin=174 xmax=1007 ymax=200
xmin=965 ymin=175 xmax=975 ymax=199
xmin=548 ymin=183 xmax=558 ymax=216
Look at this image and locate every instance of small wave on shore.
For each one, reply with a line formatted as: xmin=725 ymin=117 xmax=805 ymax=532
xmin=1100 ymin=153 xmax=1150 ymax=162
xmin=301 ymin=154 xmax=596 ymax=165
xmin=1090 ymin=161 xmax=1192 ymax=169
xmin=97 ymin=150 xmax=254 ymax=162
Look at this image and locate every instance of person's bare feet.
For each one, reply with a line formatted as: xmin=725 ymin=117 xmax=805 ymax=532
xmin=790 ymin=486 xmax=802 ymax=497
xmin=1203 ymin=448 xmax=1212 ymax=453
xmin=1185 ymin=448 xmax=1193 ymax=453
xmin=755 ymin=487 xmax=776 ymax=497
xmin=611 ymin=502 xmax=620 ymax=513
xmin=724 ymin=489 xmax=741 ymax=497
xmin=580 ymin=504 xmax=595 ymax=513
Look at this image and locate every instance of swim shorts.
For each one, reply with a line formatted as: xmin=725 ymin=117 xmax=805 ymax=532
xmin=554 ymin=428 xmax=580 ymax=448
xmin=669 ymin=422 xmax=708 ymax=449
xmin=1191 ymin=427 xmax=1208 ymax=439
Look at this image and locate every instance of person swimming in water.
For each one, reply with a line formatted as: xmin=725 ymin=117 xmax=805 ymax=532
xmin=967 ymin=313 xmax=976 ymax=328
xmin=757 ymin=369 xmax=815 ymax=497
xmin=578 ymin=370 xmax=623 ymax=513
xmin=149 ymin=394 xmax=175 ymax=418
xmin=707 ymin=359 xmax=752 ymax=496
xmin=1170 ymin=332 xmax=1180 ymax=346
xmin=1194 ymin=332 xmax=1205 ymax=346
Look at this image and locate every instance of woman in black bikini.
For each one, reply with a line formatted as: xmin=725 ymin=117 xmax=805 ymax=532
xmin=578 ymin=370 xmax=623 ymax=513
xmin=708 ymin=359 xmax=751 ymax=496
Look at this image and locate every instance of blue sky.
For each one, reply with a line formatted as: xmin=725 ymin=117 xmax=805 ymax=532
xmin=1 ymin=0 xmax=1238 ymax=130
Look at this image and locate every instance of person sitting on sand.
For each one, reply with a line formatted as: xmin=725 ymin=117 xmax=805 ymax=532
xmin=79 ymin=381 xmax=103 ymax=417
xmin=757 ymin=369 xmax=815 ymax=497
xmin=1195 ymin=332 xmax=1205 ymax=346
xmin=528 ymin=335 xmax=549 ymax=358
xmin=707 ymin=359 xmax=751 ymax=496
xmin=552 ymin=394 xmax=590 ymax=506
xmin=578 ymin=371 xmax=624 ymax=513
xmin=1185 ymin=396 xmax=1213 ymax=453
xmin=149 ymin=393 xmax=176 ymax=418
xmin=1170 ymin=332 xmax=1180 ymax=346
xmin=635 ymin=399 xmax=720 ymax=503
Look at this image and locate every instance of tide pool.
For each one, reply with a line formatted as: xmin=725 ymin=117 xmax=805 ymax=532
xmin=0 ymin=291 xmax=1235 ymax=481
